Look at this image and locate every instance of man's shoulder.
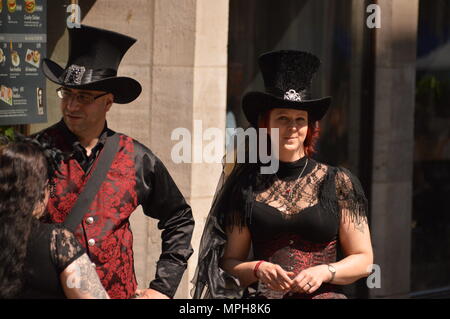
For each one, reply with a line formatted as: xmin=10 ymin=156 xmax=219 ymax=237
xmin=121 ymin=134 xmax=158 ymax=159
xmin=122 ymin=135 xmax=174 ymax=174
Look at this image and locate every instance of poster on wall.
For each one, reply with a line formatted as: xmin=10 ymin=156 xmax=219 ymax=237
xmin=0 ymin=0 xmax=47 ymax=125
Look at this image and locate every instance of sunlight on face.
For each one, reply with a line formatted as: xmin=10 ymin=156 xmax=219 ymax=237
xmin=59 ymin=88 xmax=113 ymax=139
xmin=268 ymin=108 xmax=308 ymax=160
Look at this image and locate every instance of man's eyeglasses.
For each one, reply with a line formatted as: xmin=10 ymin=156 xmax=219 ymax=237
xmin=56 ymin=87 xmax=109 ymax=105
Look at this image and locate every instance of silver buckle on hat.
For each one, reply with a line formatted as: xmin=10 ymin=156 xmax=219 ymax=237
xmin=64 ymin=64 xmax=86 ymax=85
xmin=284 ymin=89 xmax=303 ymax=102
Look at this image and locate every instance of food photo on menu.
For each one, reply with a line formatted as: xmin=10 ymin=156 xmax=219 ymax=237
xmin=25 ymin=49 xmax=40 ymax=68
xmin=0 ymin=48 xmax=6 ymax=65
xmin=11 ymin=50 xmax=20 ymax=67
xmin=3 ymin=0 xmax=39 ymax=15
xmin=25 ymin=0 xmax=35 ymax=14
xmin=8 ymin=41 xmax=20 ymax=68
xmin=7 ymin=0 xmax=16 ymax=13
xmin=0 ymin=85 xmax=13 ymax=106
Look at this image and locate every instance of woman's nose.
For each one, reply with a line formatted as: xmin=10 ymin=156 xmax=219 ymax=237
xmin=287 ymin=119 xmax=298 ymax=129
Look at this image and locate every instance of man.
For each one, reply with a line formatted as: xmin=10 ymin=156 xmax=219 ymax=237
xmin=35 ymin=25 xmax=194 ymax=299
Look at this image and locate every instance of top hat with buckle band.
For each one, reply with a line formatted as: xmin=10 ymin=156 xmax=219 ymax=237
xmin=242 ymin=50 xmax=331 ymax=127
xmin=42 ymin=24 xmax=142 ymax=104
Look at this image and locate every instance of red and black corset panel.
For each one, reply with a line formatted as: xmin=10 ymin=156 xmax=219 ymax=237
xmin=251 ymin=232 xmax=345 ymax=299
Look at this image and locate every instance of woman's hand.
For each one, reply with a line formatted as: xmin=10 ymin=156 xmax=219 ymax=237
xmin=255 ymin=262 xmax=295 ymax=292
xmin=290 ymin=264 xmax=330 ymax=294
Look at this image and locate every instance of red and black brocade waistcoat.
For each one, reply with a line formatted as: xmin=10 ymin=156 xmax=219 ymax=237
xmin=48 ymin=133 xmax=137 ymax=299
xmin=36 ymin=120 xmax=195 ymax=299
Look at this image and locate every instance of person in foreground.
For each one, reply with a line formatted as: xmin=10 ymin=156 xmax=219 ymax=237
xmin=0 ymin=137 xmax=109 ymax=299
xmin=192 ymin=50 xmax=373 ymax=299
xmin=35 ymin=25 xmax=194 ymax=299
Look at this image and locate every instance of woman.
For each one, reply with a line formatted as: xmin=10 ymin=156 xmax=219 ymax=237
xmin=192 ymin=50 xmax=373 ymax=299
xmin=0 ymin=136 xmax=109 ymax=299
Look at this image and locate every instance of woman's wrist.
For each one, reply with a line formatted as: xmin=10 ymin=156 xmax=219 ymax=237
xmin=323 ymin=264 xmax=336 ymax=283
xmin=253 ymin=260 xmax=266 ymax=279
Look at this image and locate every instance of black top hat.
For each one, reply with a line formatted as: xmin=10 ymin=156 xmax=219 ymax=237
xmin=242 ymin=50 xmax=331 ymax=127
xmin=42 ymin=25 xmax=142 ymax=104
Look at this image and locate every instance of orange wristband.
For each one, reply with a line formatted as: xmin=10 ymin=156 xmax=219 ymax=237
xmin=253 ymin=260 xmax=265 ymax=279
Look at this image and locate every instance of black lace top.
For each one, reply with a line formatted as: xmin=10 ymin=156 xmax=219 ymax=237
xmin=192 ymin=156 xmax=368 ymax=299
xmin=19 ymin=222 xmax=85 ymax=299
xmin=251 ymin=157 xmax=339 ymax=242
xmin=249 ymin=156 xmax=360 ymax=299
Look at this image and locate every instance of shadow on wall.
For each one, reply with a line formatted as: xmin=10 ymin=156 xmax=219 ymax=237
xmin=228 ymin=0 xmax=309 ymax=127
xmin=47 ymin=0 xmax=96 ymax=58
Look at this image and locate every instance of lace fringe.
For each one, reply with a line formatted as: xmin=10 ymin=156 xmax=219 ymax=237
xmin=319 ymin=166 xmax=368 ymax=226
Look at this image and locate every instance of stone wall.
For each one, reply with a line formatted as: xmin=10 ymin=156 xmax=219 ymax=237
xmin=370 ymin=0 xmax=418 ymax=298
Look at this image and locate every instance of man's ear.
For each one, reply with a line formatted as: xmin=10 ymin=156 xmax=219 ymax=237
xmin=105 ymin=94 xmax=114 ymax=112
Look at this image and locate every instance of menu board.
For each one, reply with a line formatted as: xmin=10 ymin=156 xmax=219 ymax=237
xmin=0 ymin=0 xmax=47 ymax=125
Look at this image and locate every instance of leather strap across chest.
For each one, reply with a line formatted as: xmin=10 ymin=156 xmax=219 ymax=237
xmin=63 ymin=133 xmax=120 ymax=232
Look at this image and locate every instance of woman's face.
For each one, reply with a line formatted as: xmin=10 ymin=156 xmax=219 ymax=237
xmin=268 ymin=108 xmax=308 ymax=159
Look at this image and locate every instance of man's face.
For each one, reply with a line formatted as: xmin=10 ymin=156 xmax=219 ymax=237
xmin=59 ymin=87 xmax=113 ymax=138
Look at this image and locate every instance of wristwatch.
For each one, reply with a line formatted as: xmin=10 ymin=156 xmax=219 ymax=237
xmin=326 ymin=264 xmax=336 ymax=282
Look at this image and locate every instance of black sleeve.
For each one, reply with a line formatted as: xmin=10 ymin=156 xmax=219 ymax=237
xmin=134 ymin=141 xmax=195 ymax=298
xmin=50 ymin=227 xmax=86 ymax=274
xmin=334 ymin=167 xmax=369 ymax=225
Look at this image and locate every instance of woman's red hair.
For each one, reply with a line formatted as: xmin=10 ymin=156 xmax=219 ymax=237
xmin=258 ymin=108 xmax=320 ymax=157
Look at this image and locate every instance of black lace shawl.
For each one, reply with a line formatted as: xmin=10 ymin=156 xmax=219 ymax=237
xmin=191 ymin=156 xmax=368 ymax=299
